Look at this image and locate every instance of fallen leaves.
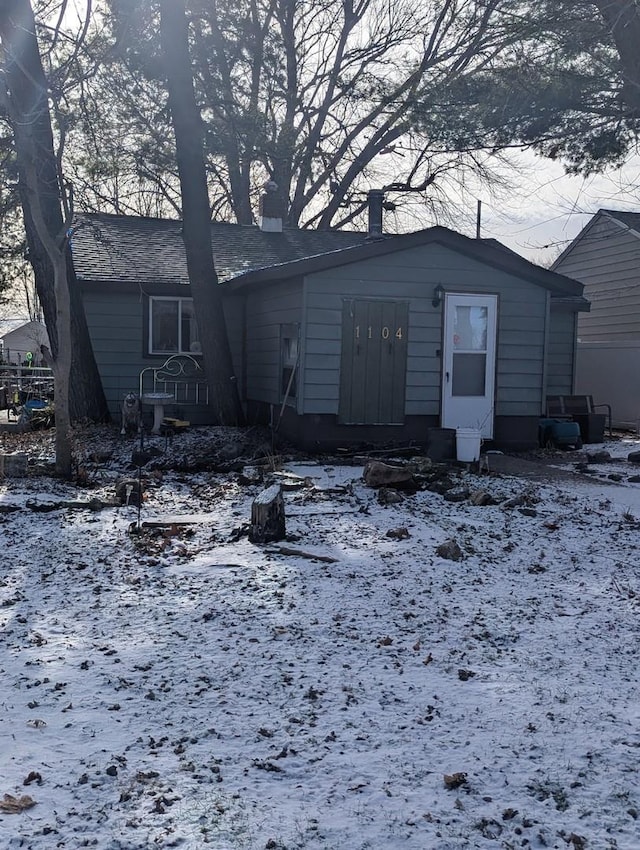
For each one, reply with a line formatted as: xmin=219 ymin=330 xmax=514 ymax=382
xmin=0 ymin=793 xmax=36 ymax=814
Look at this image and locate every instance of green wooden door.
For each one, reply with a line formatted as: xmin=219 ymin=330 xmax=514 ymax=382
xmin=339 ymin=299 xmax=408 ymax=424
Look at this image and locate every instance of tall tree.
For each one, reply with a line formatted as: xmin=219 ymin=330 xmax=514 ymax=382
xmin=93 ymin=0 xmax=545 ymax=228
xmin=159 ymin=0 xmax=242 ymax=424
xmin=24 ymin=0 xmax=640 ymax=234
xmin=0 ymin=0 xmax=74 ymax=473
xmin=0 ymin=0 xmax=109 ymax=424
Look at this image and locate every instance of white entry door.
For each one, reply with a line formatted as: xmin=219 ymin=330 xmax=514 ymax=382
xmin=442 ymin=293 xmax=497 ymax=438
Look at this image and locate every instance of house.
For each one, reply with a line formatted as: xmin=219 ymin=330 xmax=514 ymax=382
xmin=69 ymin=199 xmax=588 ymax=451
xmin=0 ymin=320 xmax=50 ymax=366
xmin=552 ymin=209 xmax=640 ymax=428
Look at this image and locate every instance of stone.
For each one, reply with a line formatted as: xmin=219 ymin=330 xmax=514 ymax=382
xmin=628 ymin=451 xmax=640 ymax=464
xmin=586 ymin=450 xmax=611 ymax=463
xmin=0 ymin=452 xmax=28 ymax=478
xmin=469 ymin=490 xmax=493 ymax=506
xmin=443 ymin=488 xmax=469 ymax=503
xmin=386 ymin=526 xmax=410 ymax=540
xmin=378 ymin=487 xmax=404 ymax=505
xmin=363 ymin=461 xmax=415 ymax=489
xmin=436 ymin=539 xmax=464 ymax=561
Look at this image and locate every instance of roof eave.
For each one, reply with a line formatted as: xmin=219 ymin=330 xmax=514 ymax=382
xmin=225 ymin=227 xmax=584 ymax=297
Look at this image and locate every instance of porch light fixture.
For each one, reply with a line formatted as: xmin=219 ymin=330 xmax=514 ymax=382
xmin=432 ymin=284 xmax=444 ymax=308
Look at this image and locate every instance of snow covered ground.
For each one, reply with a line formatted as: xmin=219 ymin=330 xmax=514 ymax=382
xmin=1 ymin=427 xmax=639 ymax=850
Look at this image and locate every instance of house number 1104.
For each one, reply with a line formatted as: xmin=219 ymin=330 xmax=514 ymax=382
xmin=355 ymin=325 xmax=403 ymax=340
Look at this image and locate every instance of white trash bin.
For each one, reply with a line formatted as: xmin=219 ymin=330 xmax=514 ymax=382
xmin=455 ymin=428 xmax=482 ymax=462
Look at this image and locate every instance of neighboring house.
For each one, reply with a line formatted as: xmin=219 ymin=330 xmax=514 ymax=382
xmin=552 ymin=209 xmax=640 ymax=427
xmin=70 ymin=200 xmax=588 ymax=451
xmin=0 ymin=320 xmax=50 ymax=365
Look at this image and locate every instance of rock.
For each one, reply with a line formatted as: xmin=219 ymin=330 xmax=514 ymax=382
xmin=426 ymin=476 xmax=457 ymax=495
xmin=628 ymin=451 xmax=640 ymax=464
xmin=443 ymin=772 xmax=467 ymax=790
xmin=386 ymin=527 xmax=410 ymax=540
xmin=628 ymin=475 xmax=640 ymax=483
xmin=608 ymin=473 xmax=623 ymax=482
xmin=443 ymin=488 xmax=469 ymax=503
xmin=518 ymin=507 xmax=537 ymax=517
xmin=378 ymin=487 xmax=404 ymax=505
xmin=436 ymin=539 xmax=464 ymax=561
xmin=0 ymin=452 xmax=28 ymax=477
xmin=363 ymin=461 xmax=415 ymax=489
xmin=410 ymin=457 xmax=433 ymax=474
xmin=469 ymin=490 xmax=493 ymax=506
xmin=586 ymin=450 xmax=611 ymax=463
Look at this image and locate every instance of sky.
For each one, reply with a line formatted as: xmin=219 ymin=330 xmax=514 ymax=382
xmin=464 ymin=149 xmax=640 ymax=265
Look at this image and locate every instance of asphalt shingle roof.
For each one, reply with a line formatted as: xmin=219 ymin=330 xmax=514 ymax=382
xmin=71 ymin=213 xmax=370 ymax=285
xmin=70 ymin=211 xmax=586 ymax=304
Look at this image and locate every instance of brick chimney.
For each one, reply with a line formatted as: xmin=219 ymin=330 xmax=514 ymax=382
xmin=367 ymin=189 xmax=384 ymax=235
xmin=259 ymin=180 xmax=284 ymax=232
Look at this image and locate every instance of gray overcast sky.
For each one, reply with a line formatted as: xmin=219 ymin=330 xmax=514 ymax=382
xmin=474 ymin=149 xmax=640 ymax=265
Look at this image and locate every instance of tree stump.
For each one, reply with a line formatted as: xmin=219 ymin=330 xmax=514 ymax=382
xmin=249 ymin=484 xmax=286 ymax=544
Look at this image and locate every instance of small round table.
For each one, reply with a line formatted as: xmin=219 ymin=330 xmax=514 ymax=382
xmin=141 ymin=392 xmax=174 ymax=434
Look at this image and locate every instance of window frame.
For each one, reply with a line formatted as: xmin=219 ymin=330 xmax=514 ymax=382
xmin=280 ymin=323 xmax=300 ymax=405
xmin=148 ymin=296 xmax=201 ymax=356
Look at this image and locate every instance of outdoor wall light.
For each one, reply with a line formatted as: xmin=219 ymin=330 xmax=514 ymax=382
xmin=432 ymin=284 xmax=445 ymax=308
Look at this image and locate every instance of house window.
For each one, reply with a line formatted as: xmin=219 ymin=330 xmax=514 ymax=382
xmin=149 ymin=297 xmax=200 ymax=355
xmin=280 ymin=324 xmax=299 ymax=402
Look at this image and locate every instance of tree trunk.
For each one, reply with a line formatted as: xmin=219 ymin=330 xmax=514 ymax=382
xmin=249 ymin=484 xmax=286 ymax=544
xmin=0 ymin=0 xmax=109 ymax=423
xmin=159 ymin=0 xmax=243 ymax=425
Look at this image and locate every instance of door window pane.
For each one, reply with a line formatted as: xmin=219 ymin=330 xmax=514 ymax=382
xmin=454 ymin=306 xmax=487 ymax=351
xmin=452 ymin=353 xmax=486 ymax=396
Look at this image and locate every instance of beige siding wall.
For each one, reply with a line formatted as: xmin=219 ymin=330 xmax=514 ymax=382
xmin=554 ymin=215 xmax=640 ymax=341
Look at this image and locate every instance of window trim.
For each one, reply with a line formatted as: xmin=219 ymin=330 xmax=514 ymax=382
xmin=280 ymin=323 xmax=300 ymax=406
xmin=148 ymin=296 xmax=201 ymax=356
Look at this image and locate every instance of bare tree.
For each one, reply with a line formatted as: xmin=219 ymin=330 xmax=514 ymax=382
xmin=84 ymin=1 xmax=543 ymax=228
xmin=0 ymin=0 xmax=108 ymax=426
xmin=159 ymin=0 xmax=243 ymax=424
xmin=28 ymin=0 xmax=640 ymax=231
xmin=0 ymin=0 xmax=110 ymax=474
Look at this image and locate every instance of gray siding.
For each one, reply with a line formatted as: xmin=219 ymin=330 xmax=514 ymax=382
xmin=302 ymin=243 xmax=549 ymax=418
xmin=244 ymin=280 xmax=303 ymax=406
xmin=83 ymin=291 xmax=143 ymax=415
xmin=554 ymin=215 xmax=640 ymax=342
xmin=546 ymin=309 xmax=576 ymax=396
xmin=83 ymin=289 xmax=244 ymax=420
